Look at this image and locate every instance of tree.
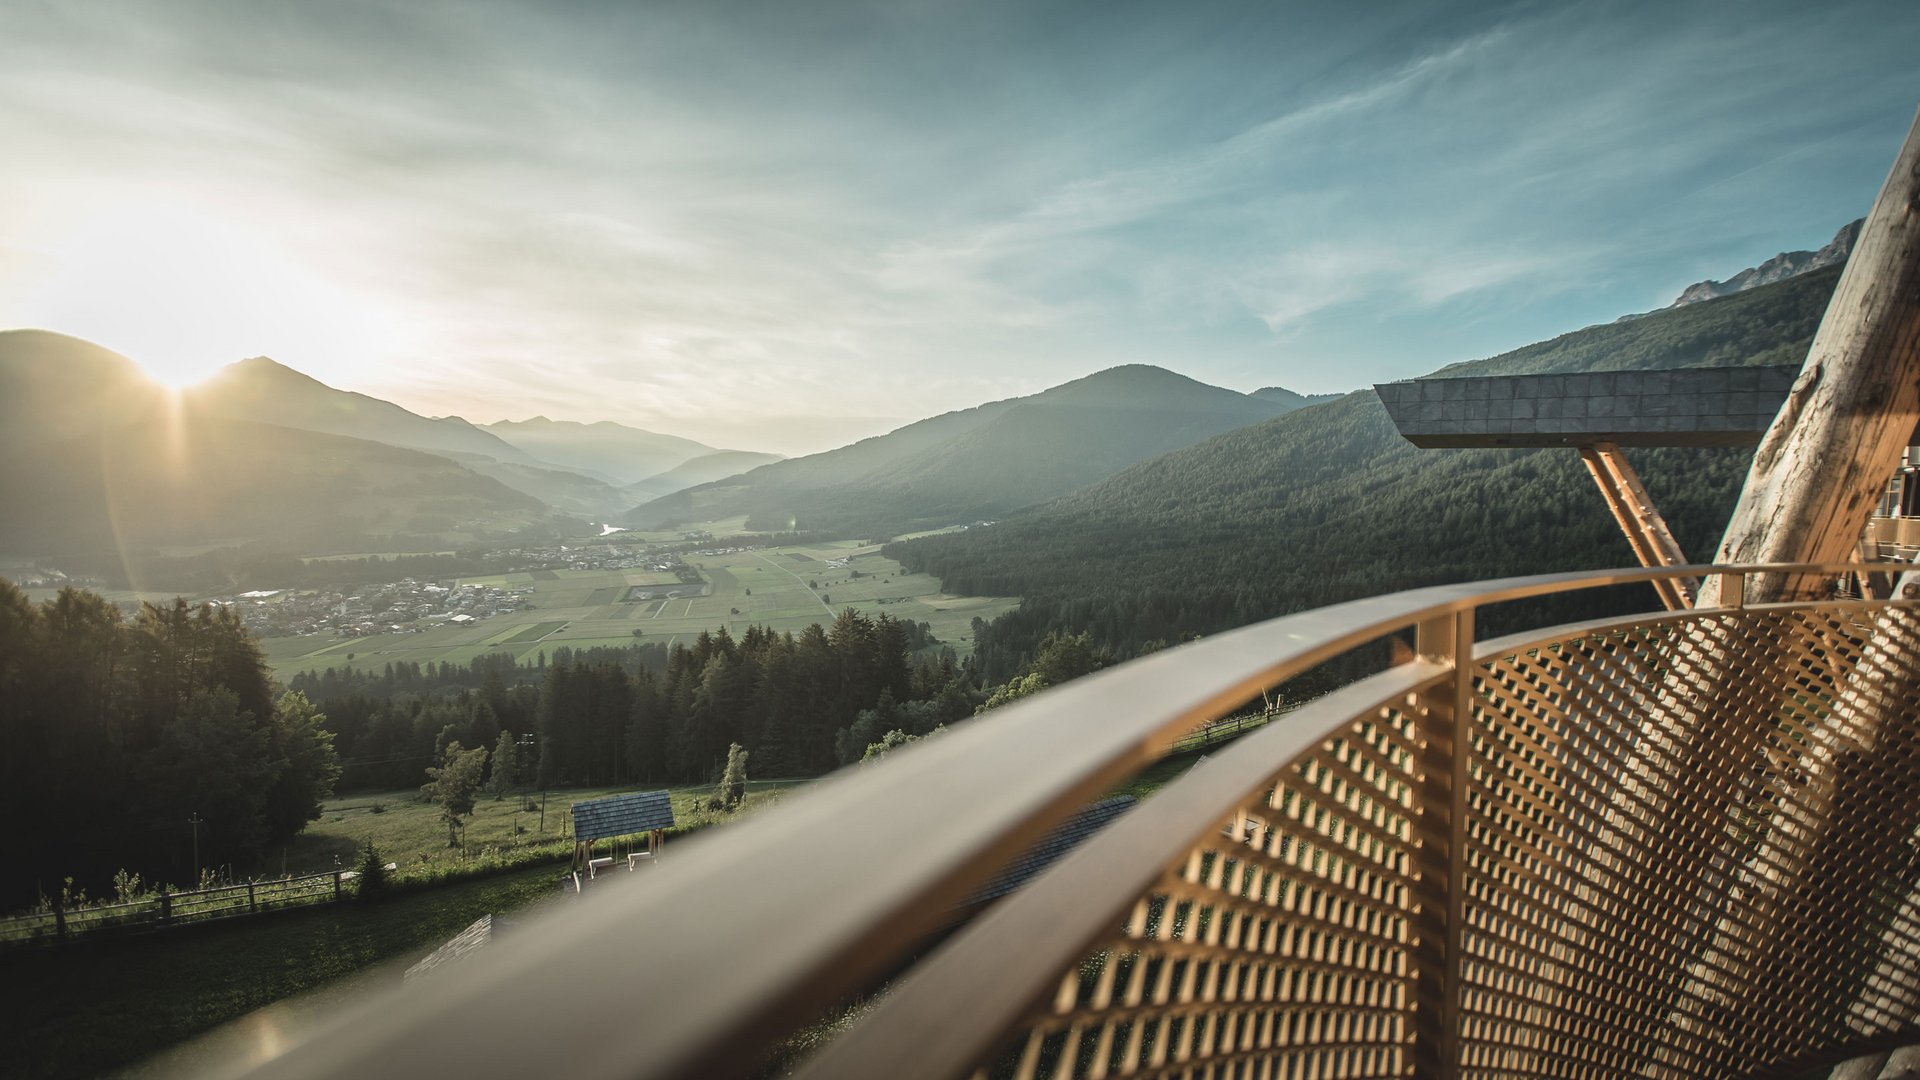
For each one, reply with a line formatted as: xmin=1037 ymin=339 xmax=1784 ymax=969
xmin=489 ymin=729 xmax=520 ymax=799
xmin=422 ymin=742 xmax=488 ymax=847
xmin=836 ymin=690 xmax=900 ymax=765
xmin=1700 ymin=107 xmax=1920 ymax=605
xmin=143 ymin=687 xmax=277 ymax=865
xmin=706 ymin=742 xmax=749 ymax=811
xmin=860 ymin=726 xmax=944 ymax=764
xmin=355 ymin=839 xmax=389 ymax=903
xmin=262 ymin=692 xmax=341 ymax=841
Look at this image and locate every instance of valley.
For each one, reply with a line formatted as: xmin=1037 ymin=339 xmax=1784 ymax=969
xmin=251 ymin=532 xmax=1017 ymax=677
xmin=7 ymin=4 xmax=1914 ymax=1077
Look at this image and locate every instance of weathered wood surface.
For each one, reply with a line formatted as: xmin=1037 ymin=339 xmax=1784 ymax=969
xmin=1699 ymin=105 xmax=1920 ymax=606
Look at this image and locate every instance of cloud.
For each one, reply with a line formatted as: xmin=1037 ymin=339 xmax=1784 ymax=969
xmin=1 ymin=0 xmax=1916 ymax=441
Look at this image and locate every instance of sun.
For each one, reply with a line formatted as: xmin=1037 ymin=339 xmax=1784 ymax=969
xmin=19 ymin=199 xmax=392 ymax=389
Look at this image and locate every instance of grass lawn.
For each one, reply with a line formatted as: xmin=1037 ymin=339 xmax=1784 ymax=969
xmin=253 ymin=779 xmax=811 ymax=882
xmin=0 ymin=864 xmax=563 ymax=1080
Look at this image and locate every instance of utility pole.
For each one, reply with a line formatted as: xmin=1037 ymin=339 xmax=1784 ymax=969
xmin=187 ymin=812 xmax=203 ymax=885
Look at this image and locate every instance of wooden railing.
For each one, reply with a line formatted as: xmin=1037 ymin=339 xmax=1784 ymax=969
xmin=216 ymin=564 xmax=1920 ymax=1080
xmin=0 ymin=871 xmax=348 ymax=947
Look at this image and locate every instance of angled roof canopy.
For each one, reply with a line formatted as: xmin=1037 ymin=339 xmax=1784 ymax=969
xmin=572 ymin=790 xmax=675 ymax=842
xmin=1375 ymin=365 xmax=1800 ymax=448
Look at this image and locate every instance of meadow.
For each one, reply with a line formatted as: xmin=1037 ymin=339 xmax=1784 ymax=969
xmin=256 ymin=537 xmax=1018 ymax=678
xmin=262 ymin=778 xmax=810 ymax=880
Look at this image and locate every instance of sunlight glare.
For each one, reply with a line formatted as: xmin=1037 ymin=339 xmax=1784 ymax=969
xmin=23 ymin=200 xmax=397 ymax=388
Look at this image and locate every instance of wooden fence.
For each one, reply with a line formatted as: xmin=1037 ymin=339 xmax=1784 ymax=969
xmin=0 ymin=870 xmax=348 ymax=948
xmin=1164 ymin=703 xmax=1292 ymax=756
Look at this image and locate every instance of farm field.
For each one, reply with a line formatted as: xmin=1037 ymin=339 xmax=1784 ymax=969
xmin=257 ymin=538 xmax=1018 ymax=678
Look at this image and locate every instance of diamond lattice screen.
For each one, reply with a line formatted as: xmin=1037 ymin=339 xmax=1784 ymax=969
xmin=989 ymin=605 xmax=1920 ymax=1080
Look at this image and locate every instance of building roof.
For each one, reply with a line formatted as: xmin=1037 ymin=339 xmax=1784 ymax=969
xmin=962 ymin=795 xmax=1136 ymax=908
xmin=571 ymin=790 xmax=676 ymax=842
xmin=405 ymin=915 xmax=494 ymax=982
xmin=1374 ymin=365 xmax=1801 ymax=448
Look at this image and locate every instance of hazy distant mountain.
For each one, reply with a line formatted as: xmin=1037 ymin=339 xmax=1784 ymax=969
xmin=439 ymin=452 xmax=634 ymax=519
xmin=622 ymin=449 xmax=786 ymax=502
xmin=0 ymin=331 xmax=545 ymax=555
xmin=1667 ymin=219 xmax=1861 ymax=309
xmin=191 ymin=357 xmax=541 ymax=465
xmin=624 ymin=365 xmax=1293 ymax=536
xmin=1251 ymin=386 xmax=1344 ymax=410
xmin=483 ymin=417 xmax=719 ymax=485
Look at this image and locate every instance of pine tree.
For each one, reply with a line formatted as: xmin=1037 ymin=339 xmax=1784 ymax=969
xmin=490 ymin=729 xmax=520 ymax=799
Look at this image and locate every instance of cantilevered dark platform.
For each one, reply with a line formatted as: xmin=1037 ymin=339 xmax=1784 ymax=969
xmin=1374 ymin=365 xmax=1800 ymax=448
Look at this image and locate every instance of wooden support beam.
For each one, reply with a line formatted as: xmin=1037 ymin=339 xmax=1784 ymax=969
xmin=1700 ymin=103 xmax=1920 ymax=606
xmin=1579 ymin=441 xmax=1695 ymax=609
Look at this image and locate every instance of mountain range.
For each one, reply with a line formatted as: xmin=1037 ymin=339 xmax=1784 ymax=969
xmin=890 ymin=263 xmax=1845 ymax=681
xmin=1669 ymin=218 xmax=1861 ymax=307
xmin=0 ymin=335 xmax=1334 ymax=559
xmin=1 ymin=217 xmax=1858 ymax=598
xmin=623 ymin=365 xmax=1331 ymax=537
xmin=0 ymin=332 xmax=545 ymax=555
xmin=479 ymin=416 xmax=780 ymax=487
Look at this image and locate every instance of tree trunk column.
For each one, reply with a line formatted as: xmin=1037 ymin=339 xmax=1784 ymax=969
xmin=1700 ymin=104 xmax=1920 ymax=606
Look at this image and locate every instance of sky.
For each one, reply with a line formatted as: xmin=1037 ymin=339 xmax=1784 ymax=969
xmin=2 ymin=0 xmax=1917 ymax=455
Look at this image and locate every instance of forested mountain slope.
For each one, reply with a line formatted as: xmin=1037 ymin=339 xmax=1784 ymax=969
xmin=1251 ymin=386 xmax=1343 ymax=409
xmin=0 ymin=331 xmax=545 ymax=554
xmin=624 ymin=365 xmax=1294 ymax=536
xmin=890 ymin=265 xmax=1842 ymax=681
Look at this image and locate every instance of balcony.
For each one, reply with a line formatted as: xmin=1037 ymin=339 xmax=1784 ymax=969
xmin=225 ymin=562 xmax=1919 ymax=1080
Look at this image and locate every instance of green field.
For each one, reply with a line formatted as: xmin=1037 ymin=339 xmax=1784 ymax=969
xmin=493 ymin=619 xmax=569 ymax=644
xmin=268 ymin=779 xmax=809 ymax=880
xmin=257 ymin=539 xmax=1018 ymax=678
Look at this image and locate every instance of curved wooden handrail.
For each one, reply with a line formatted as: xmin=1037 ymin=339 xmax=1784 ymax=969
xmin=795 ymin=570 xmax=1918 ymax=1079
xmin=215 ymin=563 xmax=1913 ymax=1080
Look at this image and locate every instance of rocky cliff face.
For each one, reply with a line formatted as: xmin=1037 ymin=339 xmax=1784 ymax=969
xmin=1670 ymin=218 xmax=1862 ymax=307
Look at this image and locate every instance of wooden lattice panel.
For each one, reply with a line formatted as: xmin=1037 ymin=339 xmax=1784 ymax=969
xmin=992 ymin=605 xmax=1920 ymax=1080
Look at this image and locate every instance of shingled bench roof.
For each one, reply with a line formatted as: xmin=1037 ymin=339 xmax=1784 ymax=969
xmin=962 ymin=795 xmax=1137 ymax=908
xmin=572 ymin=790 xmax=676 ymax=843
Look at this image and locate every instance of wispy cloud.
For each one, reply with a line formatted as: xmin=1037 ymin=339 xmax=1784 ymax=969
xmin=1 ymin=0 xmax=1915 ymax=449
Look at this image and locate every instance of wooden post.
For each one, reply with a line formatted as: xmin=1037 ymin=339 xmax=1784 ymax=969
xmin=1409 ymin=607 xmax=1473 ymax=1080
xmin=52 ymin=893 xmax=66 ymax=942
xmin=334 ymin=871 xmax=343 ymax=902
xmin=248 ymin=881 xmax=257 ymax=913
xmin=1699 ymin=103 xmax=1920 ymax=606
xmin=159 ymin=887 xmax=172 ymax=927
xmin=1579 ymin=441 xmax=1694 ymax=609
